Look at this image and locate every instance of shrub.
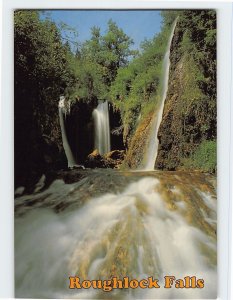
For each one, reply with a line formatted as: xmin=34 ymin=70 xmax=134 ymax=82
xmin=182 ymin=140 xmax=217 ymax=173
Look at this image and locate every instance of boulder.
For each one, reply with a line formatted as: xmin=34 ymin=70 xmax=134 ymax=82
xmin=85 ymin=149 xmax=125 ymax=169
xmin=104 ymin=150 xmax=125 ymax=160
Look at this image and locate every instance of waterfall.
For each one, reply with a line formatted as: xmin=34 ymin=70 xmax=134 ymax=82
xmin=92 ymin=101 xmax=111 ymax=155
xmin=143 ymin=19 xmax=177 ymax=170
xmin=58 ymin=96 xmax=76 ymax=168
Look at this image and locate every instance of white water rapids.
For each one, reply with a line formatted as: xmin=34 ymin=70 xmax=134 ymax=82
xmin=92 ymin=101 xmax=111 ymax=155
xmin=15 ymin=170 xmax=216 ymax=299
xmin=142 ymin=20 xmax=177 ymax=170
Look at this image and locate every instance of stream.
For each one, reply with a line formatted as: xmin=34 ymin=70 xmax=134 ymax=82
xmin=15 ymin=169 xmax=217 ymax=299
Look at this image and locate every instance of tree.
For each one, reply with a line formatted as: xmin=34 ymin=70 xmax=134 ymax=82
xmin=109 ymin=23 xmax=171 ymax=142
xmin=69 ymin=19 xmax=135 ymax=104
xmin=160 ymin=11 xmax=179 ymax=26
xmin=101 ymin=20 xmax=135 ymax=84
xmin=14 ymin=10 xmax=75 ymax=185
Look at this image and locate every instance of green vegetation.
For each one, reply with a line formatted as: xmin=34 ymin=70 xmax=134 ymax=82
xmin=178 ymin=10 xmax=216 ymax=142
xmin=14 ymin=10 xmax=74 ymax=185
xmin=14 ymin=9 xmax=216 ymax=178
xmin=15 ymin=11 xmax=73 ymax=100
xmin=181 ymin=140 xmax=217 ymax=173
xmin=174 ymin=11 xmax=216 ymax=173
xmin=67 ymin=20 xmax=136 ymax=104
xmin=109 ymin=17 xmax=177 ymax=143
xmin=121 ymin=10 xmax=216 ymax=173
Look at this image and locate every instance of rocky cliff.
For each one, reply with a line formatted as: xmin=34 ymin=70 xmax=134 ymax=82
xmin=123 ymin=112 xmax=154 ymax=169
xmin=124 ymin=11 xmax=216 ymax=172
xmin=156 ymin=12 xmax=216 ymax=171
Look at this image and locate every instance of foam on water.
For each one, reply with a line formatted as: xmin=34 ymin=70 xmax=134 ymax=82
xmin=15 ymin=175 xmax=216 ymax=299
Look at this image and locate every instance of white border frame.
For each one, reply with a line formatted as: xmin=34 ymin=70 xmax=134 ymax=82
xmin=0 ymin=1 xmax=232 ymax=299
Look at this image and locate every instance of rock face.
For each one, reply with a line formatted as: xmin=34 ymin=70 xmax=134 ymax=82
xmin=15 ymin=95 xmax=126 ymax=190
xmin=65 ymin=100 xmax=94 ymax=164
xmin=109 ymin=105 xmax=125 ymax=151
xmin=124 ymin=112 xmax=154 ymax=169
xmin=85 ymin=149 xmax=125 ymax=169
xmin=124 ymin=13 xmax=216 ymax=172
xmin=66 ymin=101 xmax=124 ymax=165
xmin=155 ymin=17 xmax=216 ymax=170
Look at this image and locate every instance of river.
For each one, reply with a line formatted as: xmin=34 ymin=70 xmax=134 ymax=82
xmin=15 ymin=169 xmax=217 ymax=299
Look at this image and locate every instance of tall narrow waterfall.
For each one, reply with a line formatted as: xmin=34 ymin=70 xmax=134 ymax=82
xmin=92 ymin=101 xmax=111 ymax=155
xmin=143 ymin=19 xmax=177 ymax=170
xmin=58 ymin=96 xmax=76 ymax=168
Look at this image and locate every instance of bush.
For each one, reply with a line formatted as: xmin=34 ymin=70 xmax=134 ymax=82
xmin=182 ymin=140 xmax=216 ymax=173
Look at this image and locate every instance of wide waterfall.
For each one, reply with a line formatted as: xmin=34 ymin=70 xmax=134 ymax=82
xmin=142 ymin=19 xmax=177 ymax=170
xmin=92 ymin=101 xmax=111 ymax=155
xmin=15 ymin=170 xmax=216 ymax=299
xmin=58 ymin=96 xmax=76 ymax=168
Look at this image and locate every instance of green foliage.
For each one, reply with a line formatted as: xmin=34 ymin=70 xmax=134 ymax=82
xmin=15 ymin=10 xmax=73 ymax=96
xmin=109 ymin=23 xmax=172 ymax=142
xmin=110 ymin=10 xmax=216 ymax=149
xmin=120 ymin=10 xmax=216 ymax=172
xmin=178 ymin=10 xmax=216 ymax=98
xmin=181 ymin=140 xmax=216 ymax=173
xmin=14 ymin=10 xmax=75 ymax=183
xmin=68 ymin=20 xmax=135 ymax=104
xmin=160 ymin=11 xmax=179 ymax=26
xmin=14 ymin=10 xmax=216 ymax=174
xmin=151 ymin=10 xmax=217 ymax=172
xmin=177 ymin=10 xmax=216 ymax=141
xmin=180 ymin=55 xmax=204 ymax=106
xmin=66 ymin=59 xmax=106 ymax=102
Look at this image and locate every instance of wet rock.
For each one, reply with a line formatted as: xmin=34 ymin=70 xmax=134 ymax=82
xmin=34 ymin=174 xmax=46 ymax=193
xmin=15 ymin=186 xmax=25 ymax=197
xmin=69 ymin=164 xmax=85 ymax=170
xmin=85 ymin=150 xmax=104 ymax=168
xmin=124 ymin=112 xmax=154 ymax=169
xmin=104 ymin=150 xmax=125 ymax=160
xmin=103 ymin=150 xmax=125 ymax=169
xmin=88 ymin=149 xmax=102 ymax=160
xmin=155 ymin=23 xmax=216 ymax=171
xmin=85 ymin=149 xmax=125 ymax=169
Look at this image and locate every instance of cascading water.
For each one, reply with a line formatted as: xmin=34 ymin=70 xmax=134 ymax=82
xmin=142 ymin=19 xmax=178 ymax=170
xmin=92 ymin=101 xmax=111 ymax=155
xmin=15 ymin=170 xmax=216 ymax=299
xmin=58 ymin=96 xmax=76 ymax=168
xmin=15 ymin=17 xmax=216 ymax=300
